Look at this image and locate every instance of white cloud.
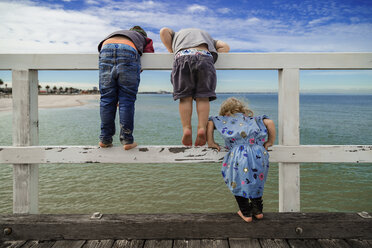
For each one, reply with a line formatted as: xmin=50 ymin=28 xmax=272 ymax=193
xmin=0 ymin=1 xmax=112 ymax=53
xmin=217 ymin=8 xmax=230 ymax=14
xmin=85 ymin=0 xmax=99 ymax=5
xmin=0 ymin=0 xmax=371 ymax=54
xmin=187 ymin=4 xmax=207 ymax=13
xmin=308 ymin=17 xmax=332 ymax=26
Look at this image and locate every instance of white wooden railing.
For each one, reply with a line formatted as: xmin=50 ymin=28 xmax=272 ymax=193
xmin=1 ymin=53 xmax=372 ymax=214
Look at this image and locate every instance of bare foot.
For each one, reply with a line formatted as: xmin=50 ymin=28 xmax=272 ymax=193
xmin=237 ymin=210 xmax=253 ymax=223
xmin=123 ymin=142 xmax=138 ymax=150
xmin=182 ymin=128 xmax=192 ymax=146
xmin=194 ymin=128 xmax=206 ymax=146
xmin=99 ymin=141 xmax=112 ymax=148
xmin=254 ymin=213 xmax=264 ymax=219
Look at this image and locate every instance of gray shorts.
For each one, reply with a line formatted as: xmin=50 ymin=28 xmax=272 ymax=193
xmin=171 ymin=54 xmax=217 ymax=101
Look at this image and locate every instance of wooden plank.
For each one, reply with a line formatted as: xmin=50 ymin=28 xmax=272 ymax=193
xmin=24 ymin=240 xmax=55 ymax=248
xmin=287 ymin=239 xmax=322 ymax=248
xmin=229 ymin=238 xmax=260 ymax=248
xmin=317 ymin=239 xmax=351 ymax=248
xmin=0 ymin=145 xmax=225 ymax=164
xmin=0 ymin=240 xmax=26 ymax=248
xmin=11 ymin=69 xmax=39 ymax=214
xmin=51 ymin=240 xmax=86 ymax=248
xmin=1 ymin=145 xmax=371 ymax=164
xmin=173 ymin=240 xmax=201 ymax=248
xmin=11 ymin=69 xmax=39 ymax=146
xmin=1 ymin=213 xmax=371 ymax=241
xmin=214 ymin=53 xmax=372 ymax=70
xmin=278 ymin=68 xmax=300 ymax=212
xmin=112 ymin=240 xmax=144 ymax=248
xmin=82 ymin=240 xmax=114 ymax=248
xmin=259 ymin=239 xmax=290 ymax=248
xmin=345 ymin=239 xmax=372 ymax=248
xmin=200 ymin=240 xmax=229 ymax=248
xmin=143 ymin=240 xmax=172 ymax=248
xmin=16 ymin=241 xmax=38 ymax=248
xmin=1 ymin=53 xmax=372 ymax=70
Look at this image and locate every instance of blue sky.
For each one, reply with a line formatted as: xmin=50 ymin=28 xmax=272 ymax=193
xmin=0 ymin=0 xmax=372 ymax=93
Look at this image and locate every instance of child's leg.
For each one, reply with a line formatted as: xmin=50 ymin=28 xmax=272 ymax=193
xmin=116 ymin=45 xmax=141 ymax=150
xmin=251 ymin=197 xmax=264 ymax=219
xmin=235 ymin=196 xmax=252 ymax=222
xmin=195 ymin=97 xmax=209 ymax=146
xmin=118 ymin=97 xmax=137 ymax=150
xmin=99 ymin=67 xmax=117 ymax=146
xmin=179 ymin=97 xmax=193 ymax=146
xmin=99 ymin=89 xmax=117 ymax=144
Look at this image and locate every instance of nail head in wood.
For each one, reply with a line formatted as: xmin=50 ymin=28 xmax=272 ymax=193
xmin=4 ymin=227 xmax=12 ymax=235
xmin=358 ymin=211 xmax=372 ymax=219
xmin=90 ymin=212 xmax=103 ymax=220
xmin=295 ymin=227 xmax=303 ymax=235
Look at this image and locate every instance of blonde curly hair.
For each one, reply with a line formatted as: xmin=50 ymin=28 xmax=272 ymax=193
xmin=219 ymin=97 xmax=254 ymax=117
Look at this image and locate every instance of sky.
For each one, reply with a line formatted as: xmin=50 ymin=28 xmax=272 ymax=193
xmin=0 ymin=0 xmax=372 ymax=93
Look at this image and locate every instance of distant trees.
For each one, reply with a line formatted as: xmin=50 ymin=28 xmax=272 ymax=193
xmin=28 ymin=84 xmax=97 ymax=95
xmin=0 ymin=79 xmax=11 ymax=95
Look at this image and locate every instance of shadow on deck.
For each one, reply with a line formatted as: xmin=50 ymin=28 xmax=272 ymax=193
xmin=1 ymin=212 xmax=372 ymax=247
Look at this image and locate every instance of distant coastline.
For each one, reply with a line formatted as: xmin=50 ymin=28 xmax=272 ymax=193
xmin=0 ymin=94 xmax=100 ymax=112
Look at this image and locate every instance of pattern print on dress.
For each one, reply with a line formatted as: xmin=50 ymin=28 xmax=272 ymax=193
xmin=211 ymin=113 xmax=270 ymax=199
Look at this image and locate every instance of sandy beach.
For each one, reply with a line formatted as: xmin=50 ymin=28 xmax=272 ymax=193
xmin=0 ymin=94 xmax=100 ymax=112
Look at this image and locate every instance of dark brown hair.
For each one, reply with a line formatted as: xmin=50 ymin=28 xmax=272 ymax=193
xmin=130 ymin=26 xmax=147 ymax=37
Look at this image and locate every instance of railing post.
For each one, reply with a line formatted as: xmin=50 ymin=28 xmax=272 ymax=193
xmin=12 ymin=69 xmax=39 ymax=214
xmin=278 ymin=68 xmax=300 ymax=212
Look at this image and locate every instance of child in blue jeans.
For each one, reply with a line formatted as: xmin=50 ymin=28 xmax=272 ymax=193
xmin=97 ymin=26 xmax=154 ymax=150
xmin=207 ymin=97 xmax=276 ymax=222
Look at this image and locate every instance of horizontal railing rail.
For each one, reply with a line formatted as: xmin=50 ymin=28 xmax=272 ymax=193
xmin=0 ymin=52 xmax=372 ymax=214
xmin=1 ymin=145 xmax=371 ymax=164
xmin=1 ymin=53 xmax=372 ymax=70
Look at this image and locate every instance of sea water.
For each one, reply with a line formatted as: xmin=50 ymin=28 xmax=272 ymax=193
xmin=0 ymin=93 xmax=371 ymax=214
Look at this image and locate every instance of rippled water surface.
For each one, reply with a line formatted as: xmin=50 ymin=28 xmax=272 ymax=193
xmin=0 ymin=93 xmax=371 ymax=214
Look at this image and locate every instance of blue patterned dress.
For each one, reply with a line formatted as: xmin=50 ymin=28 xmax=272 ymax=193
xmin=211 ymin=113 xmax=270 ymax=199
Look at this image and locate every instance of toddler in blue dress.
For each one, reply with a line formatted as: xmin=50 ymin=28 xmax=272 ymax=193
xmin=207 ymin=97 xmax=276 ymax=222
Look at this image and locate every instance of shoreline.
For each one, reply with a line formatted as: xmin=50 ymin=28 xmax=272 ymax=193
xmin=0 ymin=94 xmax=100 ymax=112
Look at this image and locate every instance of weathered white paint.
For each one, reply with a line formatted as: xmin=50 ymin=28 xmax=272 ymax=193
xmin=0 ymin=145 xmax=371 ymax=164
xmin=1 ymin=53 xmax=372 ymax=70
xmin=278 ymin=69 xmax=300 ymax=212
xmin=1 ymin=52 xmax=371 ymax=214
xmin=12 ymin=70 xmax=39 ymax=214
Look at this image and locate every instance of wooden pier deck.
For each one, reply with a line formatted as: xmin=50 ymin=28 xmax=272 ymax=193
xmin=2 ymin=238 xmax=372 ymax=248
xmin=1 ymin=212 xmax=372 ymax=247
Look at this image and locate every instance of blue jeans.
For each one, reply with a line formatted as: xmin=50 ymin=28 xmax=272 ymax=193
xmin=99 ymin=44 xmax=141 ymax=145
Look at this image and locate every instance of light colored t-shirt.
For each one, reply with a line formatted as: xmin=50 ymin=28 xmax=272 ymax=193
xmin=172 ymin=28 xmax=218 ymax=62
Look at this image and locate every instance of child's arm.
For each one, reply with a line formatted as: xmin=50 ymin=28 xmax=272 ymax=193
xmin=263 ymin=119 xmax=276 ymax=150
xmin=160 ymin=27 xmax=174 ymax=53
xmin=215 ymin=40 xmax=230 ymax=53
xmin=207 ymin=120 xmax=220 ymax=151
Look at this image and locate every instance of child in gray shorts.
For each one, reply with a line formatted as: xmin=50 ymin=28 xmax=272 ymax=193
xmin=160 ymin=27 xmax=230 ymax=146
